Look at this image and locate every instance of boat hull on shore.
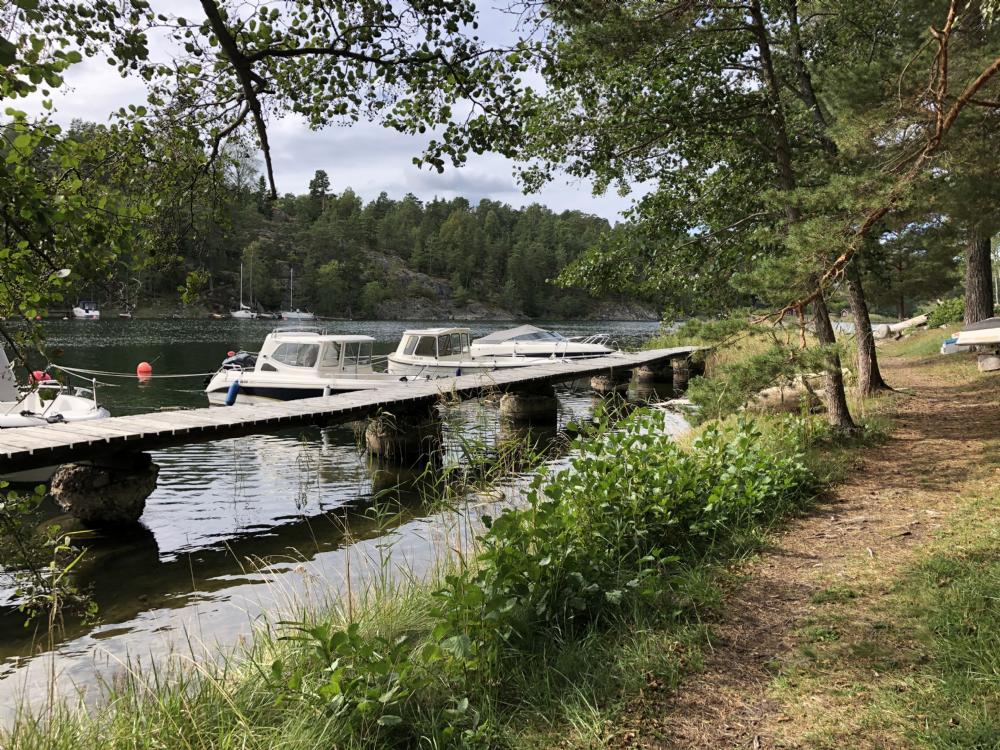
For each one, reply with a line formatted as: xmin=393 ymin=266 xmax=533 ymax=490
xmin=956 ymin=317 xmax=1000 ymax=347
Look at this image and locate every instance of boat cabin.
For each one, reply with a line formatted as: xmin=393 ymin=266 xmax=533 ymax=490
xmin=258 ymin=331 xmax=375 ymax=373
xmin=395 ymin=328 xmax=472 ymax=360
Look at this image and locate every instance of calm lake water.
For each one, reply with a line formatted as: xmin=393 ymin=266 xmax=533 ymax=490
xmin=0 ymin=318 xmax=681 ymax=722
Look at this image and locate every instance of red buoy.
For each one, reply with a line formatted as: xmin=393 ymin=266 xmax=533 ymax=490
xmin=30 ymin=370 xmax=46 ymax=383
xmin=227 ymin=350 xmax=236 ymax=357
xmin=136 ymin=361 xmax=153 ymax=377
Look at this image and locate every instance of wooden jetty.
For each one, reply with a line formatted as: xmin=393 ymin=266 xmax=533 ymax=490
xmin=0 ymin=347 xmax=699 ymax=476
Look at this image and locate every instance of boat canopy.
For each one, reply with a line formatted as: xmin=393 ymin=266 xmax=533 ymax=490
xmin=260 ymin=331 xmax=375 ymax=369
xmin=397 ymin=328 xmax=471 ymax=358
xmin=960 ymin=317 xmax=1000 ymax=332
xmin=474 ymin=325 xmax=566 ymax=344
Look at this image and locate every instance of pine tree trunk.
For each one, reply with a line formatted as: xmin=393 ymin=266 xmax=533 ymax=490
xmin=964 ymin=228 xmax=994 ymax=324
xmin=813 ymin=290 xmax=858 ymax=432
xmin=846 ymin=259 xmax=890 ymax=395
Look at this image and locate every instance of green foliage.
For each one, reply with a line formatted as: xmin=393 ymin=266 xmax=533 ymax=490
xmin=1 ymin=410 xmax=822 ymax=749
xmin=431 ymin=411 xmax=816 ymax=677
xmin=0 ymin=482 xmax=95 ymax=624
xmin=923 ymin=297 xmax=965 ymax=328
xmin=651 ymin=315 xmax=754 ymax=348
xmin=177 ymin=269 xmax=210 ymax=306
xmin=189 ymin=186 xmax=625 ymax=318
xmin=686 ymin=342 xmax=835 ymax=423
xmin=274 ymin=620 xmax=483 ymax=745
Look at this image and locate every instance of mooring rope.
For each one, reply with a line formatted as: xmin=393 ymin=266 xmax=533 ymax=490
xmin=48 ymin=363 xmax=217 ymax=380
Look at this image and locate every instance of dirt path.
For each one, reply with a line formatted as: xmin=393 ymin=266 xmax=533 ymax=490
xmin=612 ymin=353 xmax=1000 ymax=749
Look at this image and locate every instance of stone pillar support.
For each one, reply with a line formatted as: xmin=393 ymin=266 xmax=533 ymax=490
xmin=50 ymin=452 xmax=159 ymax=527
xmin=634 ymin=362 xmax=674 ymax=383
xmin=590 ymin=369 xmax=631 ymax=395
xmin=672 ymin=358 xmax=691 ymax=393
xmin=364 ymin=403 xmax=441 ymax=464
xmin=499 ymin=383 xmax=558 ymax=423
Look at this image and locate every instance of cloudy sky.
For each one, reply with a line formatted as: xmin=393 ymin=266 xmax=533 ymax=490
xmin=25 ymin=2 xmax=639 ymax=221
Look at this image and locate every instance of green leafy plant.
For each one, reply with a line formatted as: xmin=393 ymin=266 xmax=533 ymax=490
xmin=922 ymin=297 xmax=964 ymax=328
xmin=431 ymin=411 xmax=817 ymax=676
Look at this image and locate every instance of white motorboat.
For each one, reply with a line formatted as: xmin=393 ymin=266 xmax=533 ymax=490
xmin=0 ymin=349 xmax=111 ymax=482
xmin=279 ymin=267 xmax=315 ymax=321
xmin=204 ymin=329 xmax=413 ymax=404
xmin=387 ymin=327 xmax=542 ymax=377
xmin=470 ymin=324 xmax=615 ymax=360
xmin=955 ymin=317 xmax=1000 ymax=347
xmin=72 ymin=300 xmax=100 ymax=320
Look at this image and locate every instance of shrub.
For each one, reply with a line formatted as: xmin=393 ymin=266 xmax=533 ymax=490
xmin=922 ymin=297 xmax=964 ymax=328
xmin=432 ymin=411 xmax=817 ymax=669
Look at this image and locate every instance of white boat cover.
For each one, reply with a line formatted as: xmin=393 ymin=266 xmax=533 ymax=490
xmin=956 ymin=317 xmax=1000 ymax=346
xmin=474 ymin=325 xmax=566 ymax=344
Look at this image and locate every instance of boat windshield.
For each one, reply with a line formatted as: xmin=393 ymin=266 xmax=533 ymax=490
xmin=271 ymin=342 xmax=319 ymax=367
xmin=343 ymin=341 xmax=372 ymax=367
xmin=511 ymin=330 xmax=565 ymax=342
xmin=320 ymin=342 xmax=341 ymax=367
xmin=414 ymin=336 xmax=436 ymax=357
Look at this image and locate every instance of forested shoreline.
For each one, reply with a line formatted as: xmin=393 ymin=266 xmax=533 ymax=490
xmin=49 ymin=129 xmax=657 ymax=321
xmin=177 ymin=168 xmax=658 ymax=320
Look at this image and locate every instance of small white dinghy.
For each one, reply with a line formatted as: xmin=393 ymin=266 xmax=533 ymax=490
xmin=0 ymin=348 xmax=110 ymax=482
xmin=955 ymin=317 xmax=1000 ymax=347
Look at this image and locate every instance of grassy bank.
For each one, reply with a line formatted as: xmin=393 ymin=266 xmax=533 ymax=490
xmin=769 ymin=487 xmax=1000 ymax=750
xmin=3 ymin=406 xmax=859 ymax=749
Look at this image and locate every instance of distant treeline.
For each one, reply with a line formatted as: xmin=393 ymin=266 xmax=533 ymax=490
xmin=137 ymin=164 xmax=644 ymax=319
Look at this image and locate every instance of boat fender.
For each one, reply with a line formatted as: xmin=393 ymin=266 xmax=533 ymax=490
xmin=456 ymin=367 xmax=462 ymax=376
xmin=323 ymin=385 xmax=331 ymax=397
xmin=225 ymin=380 xmax=240 ymax=406
xmin=45 ymin=413 xmax=66 ymax=424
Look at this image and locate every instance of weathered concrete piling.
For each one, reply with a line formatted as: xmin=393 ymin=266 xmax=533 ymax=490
xmin=634 ymin=362 xmax=674 ymax=383
xmin=50 ymin=452 xmax=159 ymax=527
xmin=590 ymin=370 xmax=632 ymax=394
xmin=364 ymin=405 xmax=442 ymax=464
xmin=499 ymin=384 xmax=558 ymax=423
xmin=670 ymin=356 xmax=706 ymax=393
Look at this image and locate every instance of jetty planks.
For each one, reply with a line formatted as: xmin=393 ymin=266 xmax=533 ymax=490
xmin=0 ymin=348 xmax=698 ymax=473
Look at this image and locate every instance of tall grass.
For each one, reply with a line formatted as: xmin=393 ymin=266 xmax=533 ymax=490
xmin=4 ymin=409 xmax=824 ymax=750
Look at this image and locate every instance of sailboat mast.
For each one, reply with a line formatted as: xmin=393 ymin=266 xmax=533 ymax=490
xmin=239 ymin=262 xmax=244 ymax=307
xmin=290 ymin=267 xmax=294 ymax=310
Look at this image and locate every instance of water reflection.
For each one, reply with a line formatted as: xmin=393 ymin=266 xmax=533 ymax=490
xmin=0 ymin=318 xmax=669 ymax=722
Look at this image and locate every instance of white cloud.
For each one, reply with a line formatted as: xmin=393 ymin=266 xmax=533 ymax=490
xmin=18 ymin=1 xmax=642 ymax=222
